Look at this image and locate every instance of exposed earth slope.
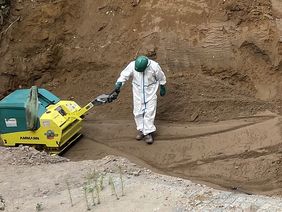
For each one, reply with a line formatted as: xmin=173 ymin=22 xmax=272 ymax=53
xmin=0 ymin=0 xmax=282 ymax=121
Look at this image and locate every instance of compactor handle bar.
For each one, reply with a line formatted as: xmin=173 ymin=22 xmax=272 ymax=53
xmin=75 ymin=89 xmax=120 ymax=118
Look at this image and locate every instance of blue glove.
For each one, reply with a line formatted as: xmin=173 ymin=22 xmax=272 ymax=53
xmin=160 ymin=85 xmax=166 ymax=96
xmin=115 ymin=82 xmax=122 ymax=92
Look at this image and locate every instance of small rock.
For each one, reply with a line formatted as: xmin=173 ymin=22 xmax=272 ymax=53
xmin=133 ymin=170 xmax=141 ymax=176
xmin=0 ymin=202 xmax=5 ymax=211
xmin=98 ymin=24 xmax=107 ymax=32
xmin=15 ymin=5 xmax=24 ymax=11
xmin=0 ymin=197 xmax=5 ymax=211
xmin=191 ymin=111 xmax=199 ymax=122
xmin=131 ymin=0 xmax=140 ymax=7
xmin=42 ymin=190 xmax=49 ymax=195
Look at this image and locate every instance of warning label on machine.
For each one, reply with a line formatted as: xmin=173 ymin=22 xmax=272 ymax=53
xmin=5 ymin=118 xmax=17 ymax=127
xmin=20 ymin=136 xmax=40 ymax=140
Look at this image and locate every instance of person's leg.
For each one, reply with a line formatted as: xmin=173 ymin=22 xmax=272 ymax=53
xmin=143 ymin=98 xmax=157 ymax=144
xmin=134 ymin=113 xmax=143 ymax=131
xmin=134 ymin=113 xmax=145 ymax=140
xmin=143 ymin=98 xmax=157 ymax=135
xmin=133 ymin=101 xmax=145 ymax=140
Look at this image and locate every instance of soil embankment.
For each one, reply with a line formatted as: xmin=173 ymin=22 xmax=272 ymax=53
xmin=1 ymin=0 xmax=282 ymax=121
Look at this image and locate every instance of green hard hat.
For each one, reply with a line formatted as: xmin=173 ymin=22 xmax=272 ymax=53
xmin=135 ymin=55 xmax=149 ymax=72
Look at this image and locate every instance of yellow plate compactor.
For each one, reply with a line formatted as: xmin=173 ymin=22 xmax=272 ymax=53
xmin=0 ymin=86 xmax=118 ymax=154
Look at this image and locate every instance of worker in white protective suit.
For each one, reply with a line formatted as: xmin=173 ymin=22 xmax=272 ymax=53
xmin=114 ymin=55 xmax=167 ymax=144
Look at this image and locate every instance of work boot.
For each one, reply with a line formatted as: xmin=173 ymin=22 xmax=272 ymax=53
xmin=144 ymin=133 xmax=154 ymax=144
xmin=136 ymin=131 xmax=144 ymax=140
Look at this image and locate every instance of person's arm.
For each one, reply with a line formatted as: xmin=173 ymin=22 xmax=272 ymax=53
xmin=155 ymin=64 xmax=167 ymax=96
xmin=115 ymin=62 xmax=134 ymax=91
xmin=155 ymin=64 xmax=166 ymax=85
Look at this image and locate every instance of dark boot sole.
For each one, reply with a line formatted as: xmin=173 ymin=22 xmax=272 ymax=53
xmin=145 ymin=139 xmax=154 ymax=144
xmin=136 ymin=135 xmax=144 ymax=141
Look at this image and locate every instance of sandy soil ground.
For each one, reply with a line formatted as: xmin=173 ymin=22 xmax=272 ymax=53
xmin=64 ymin=112 xmax=282 ymax=197
xmin=1 ymin=150 xmax=282 ymax=212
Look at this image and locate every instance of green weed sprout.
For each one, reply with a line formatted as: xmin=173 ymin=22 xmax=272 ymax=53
xmin=94 ymin=176 xmax=101 ymax=204
xmin=118 ymin=166 xmax=125 ymax=196
xmin=83 ymin=183 xmax=91 ymax=211
xmin=85 ymin=169 xmax=102 ymax=205
xmin=65 ymin=180 xmax=73 ymax=207
xmin=35 ymin=203 xmax=43 ymax=212
xmin=109 ymin=176 xmax=119 ymax=200
xmin=87 ymin=183 xmax=96 ymax=206
xmin=99 ymin=174 xmax=105 ymax=191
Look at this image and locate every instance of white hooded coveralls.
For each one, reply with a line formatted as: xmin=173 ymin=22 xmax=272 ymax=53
xmin=116 ymin=59 xmax=166 ymax=135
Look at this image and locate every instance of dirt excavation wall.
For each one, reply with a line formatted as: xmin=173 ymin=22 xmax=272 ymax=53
xmin=0 ymin=0 xmax=282 ymax=121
